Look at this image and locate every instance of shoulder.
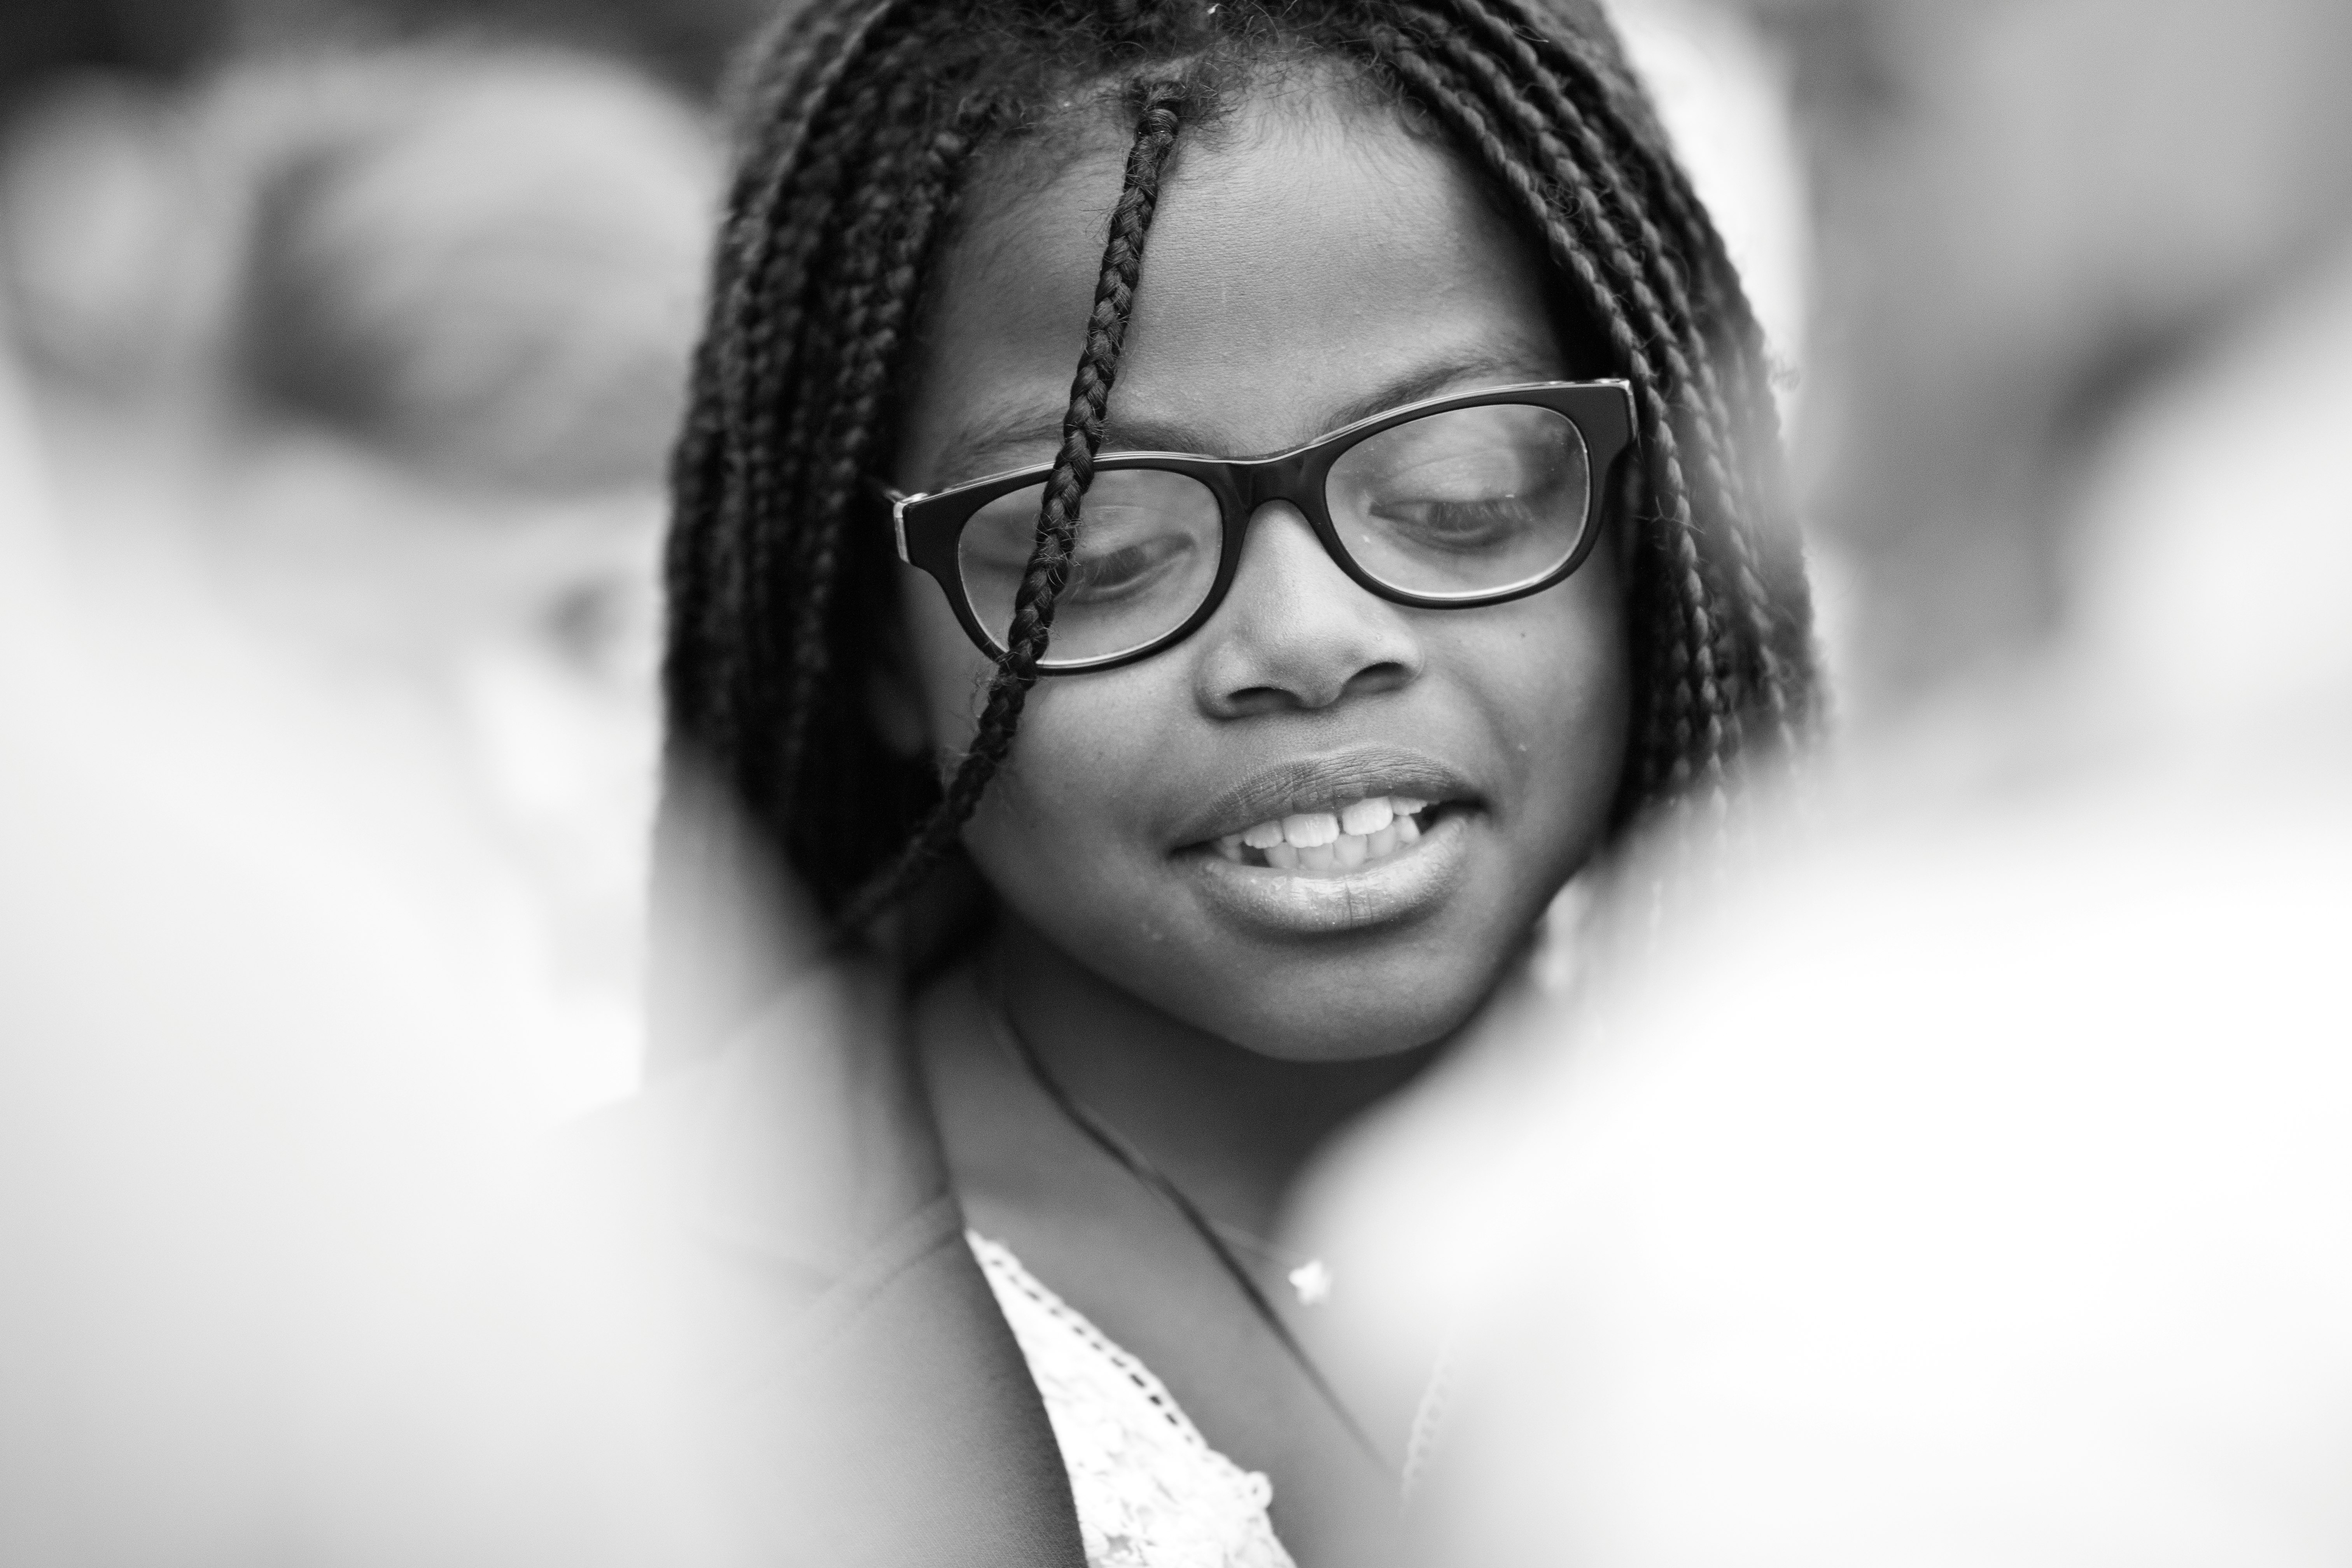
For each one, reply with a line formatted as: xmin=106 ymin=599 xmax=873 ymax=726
xmin=561 ymin=968 xmax=1087 ymax=1566
xmin=567 ymin=966 xmax=939 ymax=1290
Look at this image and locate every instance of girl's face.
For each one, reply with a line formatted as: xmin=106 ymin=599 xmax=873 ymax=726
xmin=889 ymin=93 xmax=1628 ymax=1061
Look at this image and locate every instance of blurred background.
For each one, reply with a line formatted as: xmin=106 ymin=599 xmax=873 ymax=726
xmin=4 ymin=0 xmax=2347 ymax=1561
xmin=0 ymin=0 xmax=749 ymax=1114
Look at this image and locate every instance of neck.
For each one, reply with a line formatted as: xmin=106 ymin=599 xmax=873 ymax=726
xmin=984 ymin=911 xmax=1436 ymax=1236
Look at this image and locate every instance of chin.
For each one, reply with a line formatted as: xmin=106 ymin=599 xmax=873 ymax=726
xmin=1180 ymin=969 xmax=1492 ymax=1064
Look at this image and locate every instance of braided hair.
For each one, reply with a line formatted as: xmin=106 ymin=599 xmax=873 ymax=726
xmin=658 ymin=0 xmax=1816 ymax=1026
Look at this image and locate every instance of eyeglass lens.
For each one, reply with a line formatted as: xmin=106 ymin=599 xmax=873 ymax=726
xmin=953 ymin=402 xmax=1593 ymax=668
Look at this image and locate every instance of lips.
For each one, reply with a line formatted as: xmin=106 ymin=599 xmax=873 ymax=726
xmin=1175 ymin=746 xmax=1479 ymax=850
xmin=1186 ymin=807 xmax=1475 ymax=936
xmin=1171 ymin=747 xmax=1481 ymax=934
xmin=1214 ymin=793 xmax=1433 ymax=872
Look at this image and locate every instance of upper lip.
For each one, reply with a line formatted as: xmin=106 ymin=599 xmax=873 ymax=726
xmin=1175 ymin=746 xmax=1479 ymax=847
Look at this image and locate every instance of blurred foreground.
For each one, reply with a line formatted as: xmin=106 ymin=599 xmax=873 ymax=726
xmin=0 ymin=35 xmax=749 ymax=1566
xmin=0 ymin=322 xmax=748 ymax=1563
xmin=3 ymin=0 xmax=2349 ymax=1563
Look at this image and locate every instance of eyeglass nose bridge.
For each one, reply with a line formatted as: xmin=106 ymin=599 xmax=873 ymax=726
xmin=1218 ymin=443 xmax=1337 ymax=543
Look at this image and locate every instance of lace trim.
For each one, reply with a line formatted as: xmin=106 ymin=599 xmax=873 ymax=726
xmin=1400 ymin=1330 xmax=1456 ymax=1499
xmin=969 ymin=1231 xmax=1296 ymax=1568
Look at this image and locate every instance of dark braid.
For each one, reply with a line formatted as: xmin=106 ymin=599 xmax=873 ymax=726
xmin=1515 ymin=0 xmax=1815 ymax=740
xmin=744 ymin=26 xmax=949 ymax=799
xmin=1426 ymin=8 xmax=1762 ymax=551
xmin=1374 ymin=30 xmax=1733 ymax=799
xmin=656 ymin=0 xmax=1818 ymax=1045
xmin=1377 ymin=2 xmax=1810 ymax=786
xmin=776 ymin=71 xmax=978 ymax=802
xmin=841 ymin=79 xmax=1188 ymax=929
xmin=1449 ymin=0 xmax=1809 ymax=742
xmin=670 ymin=9 xmax=898 ymax=774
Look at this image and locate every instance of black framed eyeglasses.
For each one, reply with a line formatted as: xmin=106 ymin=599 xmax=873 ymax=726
xmin=885 ymin=379 xmax=1636 ymax=674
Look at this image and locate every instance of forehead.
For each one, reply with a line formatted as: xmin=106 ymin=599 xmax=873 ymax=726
xmin=895 ymin=89 xmax=1566 ymax=490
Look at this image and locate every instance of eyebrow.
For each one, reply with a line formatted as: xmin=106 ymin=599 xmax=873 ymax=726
xmin=926 ymin=343 xmax=1563 ymax=489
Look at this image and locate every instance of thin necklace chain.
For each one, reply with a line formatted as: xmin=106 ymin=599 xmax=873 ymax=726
xmin=982 ymin=990 xmax=1388 ymax=1471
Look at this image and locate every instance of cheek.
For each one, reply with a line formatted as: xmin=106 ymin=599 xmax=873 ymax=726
xmin=954 ymin=666 xmax=1196 ymax=943
xmin=899 ymin=559 xmax=1186 ymax=845
xmin=1445 ymin=546 xmax=1631 ymax=836
xmin=901 ymin=565 xmax=999 ymax=751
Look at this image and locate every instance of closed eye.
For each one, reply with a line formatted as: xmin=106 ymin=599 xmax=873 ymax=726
xmin=1370 ymin=497 xmax=1543 ymax=554
xmin=1063 ymin=534 xmax=1197 ymax=605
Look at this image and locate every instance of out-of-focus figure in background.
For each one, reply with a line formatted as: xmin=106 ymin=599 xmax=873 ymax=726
xmin=1307 ymin=0 xmax=2352 ymax=1563
xmin=2 ymin=42 xmax=718 ymax=1112
xmin=0 ymin=31 xmax=766 ymax=1568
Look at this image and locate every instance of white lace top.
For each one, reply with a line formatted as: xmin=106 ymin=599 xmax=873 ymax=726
xmin=968 ymin=1232 xmax=1298 ymax=1568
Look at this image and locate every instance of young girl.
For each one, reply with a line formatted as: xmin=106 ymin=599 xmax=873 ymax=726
xmin=640 ymin=2 xmax=1813 ymax=1563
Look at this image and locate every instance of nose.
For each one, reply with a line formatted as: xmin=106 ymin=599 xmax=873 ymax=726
xmin=1192 ymin=501 xmax=1423 ymax=718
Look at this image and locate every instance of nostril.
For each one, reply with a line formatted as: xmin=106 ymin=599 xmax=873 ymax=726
xmin=1313 ymin=660 xmax=1414 ymax=709
xmin=1221 ymin=658 xmax=1411 ymax=715
xmin=1343 ymin=660 xmax=1414 ymax=698
xmin=1222 ymin=682 xmax=1306 ymax=717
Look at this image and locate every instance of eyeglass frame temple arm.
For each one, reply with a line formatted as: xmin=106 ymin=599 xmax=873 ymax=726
xmin=871 ymin=480 xmax=916 ymax=564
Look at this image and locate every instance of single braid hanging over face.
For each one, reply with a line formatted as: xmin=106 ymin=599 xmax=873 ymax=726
xmin=841 ymin=78 xmax=1187 ymax=928
xmin=659 ymin=0 xmax=1817 ymax=958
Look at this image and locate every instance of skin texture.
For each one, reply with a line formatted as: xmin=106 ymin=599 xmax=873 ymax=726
xmin=884 ymin=89 xmax=1631 ymax=1565
xmin=891 ymin=91 xmax=1629 ymax=1065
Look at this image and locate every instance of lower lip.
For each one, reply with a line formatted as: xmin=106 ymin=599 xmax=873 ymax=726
xmin=1182 ymin=810 xmax=1475 ymax=938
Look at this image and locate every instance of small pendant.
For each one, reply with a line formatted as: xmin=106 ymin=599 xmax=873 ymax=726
xmin=1287 ymin=1258 xmax=1333 ymax=1306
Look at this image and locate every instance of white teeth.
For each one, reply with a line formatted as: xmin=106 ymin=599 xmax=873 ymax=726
xmin=1282 ymin=812 xmax=1340 ymax=848
xmin=1214 ymin=793 xmax=1443 ymax=873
